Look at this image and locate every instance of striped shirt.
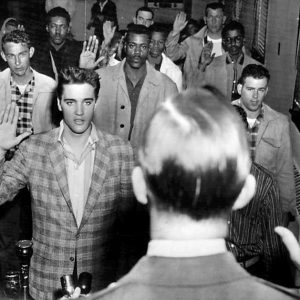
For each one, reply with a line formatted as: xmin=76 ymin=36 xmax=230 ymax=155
xmin=226 ymin=162 xmax=285 ymax=282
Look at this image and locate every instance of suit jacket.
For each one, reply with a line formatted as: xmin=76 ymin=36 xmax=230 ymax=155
xmin=233 ymin=101 xmax=296 ymax=214
xmin=0 ymin=68 xmax=56 ymax=134
xmin=160 ymin=53 xmax=183 ymax=92
xmin=88 ymin=252 xmax=299 ymax=300
xmin=0 ymin=127 xmax=135 ymax=300
xmin=94 ymin=60 xmax=178 ymax=158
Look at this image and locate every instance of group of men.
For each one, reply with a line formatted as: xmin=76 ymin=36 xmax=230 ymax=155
xmin=0 ymin=2 xmax=298 ymax=300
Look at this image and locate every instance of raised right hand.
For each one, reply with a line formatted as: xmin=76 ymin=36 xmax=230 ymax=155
xmin=173 ymin=12 xmax=188 ymax=35
xmin=0 ymin=103 xmax=31 ymax=154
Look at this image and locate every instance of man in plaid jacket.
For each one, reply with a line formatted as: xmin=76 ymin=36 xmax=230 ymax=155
xmin=0 ymin=67 xmax=135 ymax=299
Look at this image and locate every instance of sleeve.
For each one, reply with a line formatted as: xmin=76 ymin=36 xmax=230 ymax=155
xmin=261 ymin=178 xmax=290 ymax=285
xmin=0 ymin=142 xmax=29 ymax=206
xmin=277 ymin=119 xmax=296 ymax=215
xmin=165 ymin=31 xmax=189 ymax=62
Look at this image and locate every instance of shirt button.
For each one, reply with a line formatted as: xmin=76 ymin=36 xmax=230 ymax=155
xmin=70 ymin=257 xmax=75 ymax=262
xmin=227 ymin=220 xmax=231 ymax=224
xmin=120 ymin=124 xmax=124 ymax=128
xmin=230 ymin=243 xmax=235 ymax=248
xmin=120 ymin=105 xmax=125 ymax=109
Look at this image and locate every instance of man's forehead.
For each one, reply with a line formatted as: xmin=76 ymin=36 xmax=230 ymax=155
xmin=137 ymin=11 xmax=153 ymax=20
xmin=127 ymin=33 xmax=149 ymax=43
xmin=244 ymin=77 xmax=268 ymax=87
xmin=3 ymin=42 xmax=29 ymax=52
xmin=207 ymin=8 xmax=224 ymax=16
xmin=224 ymin=29 xmax=242 ymax=37
xmin=151 ymin=31 xmax=165 ymax=40
xmin=49 ymin=16 xmax=69 ymax=25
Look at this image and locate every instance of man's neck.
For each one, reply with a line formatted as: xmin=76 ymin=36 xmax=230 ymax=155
xmin=147 ymin=55 xmax=162 ymax=67
xmin=12 ymin=68 xmax=33 ymax=85
xmin=49 ymin=40 xmax=66 ymax=51
xmin=207 ymin=30 xmax=222 ymax=40
xmin=124 ymin=62 xmax=147 ymax=86
xmin=228 ymin=52 xmax=243 ymax=63
xmin=241 ymin=102 xmax=262 ymax=119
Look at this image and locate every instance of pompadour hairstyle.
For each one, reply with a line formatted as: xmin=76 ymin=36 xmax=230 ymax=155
xmin=222 ymin=20 xmax=245 ymax=39
xmin=238 ymin=64 xmax=270 ymax=85
xmin=139 ymin=87 xmax=250 ymax=221
xmin=135 ymin=6 xmax=154 ymax=19
xmin=57 ymin=67 xmax=100 ymax=100
xmin=126 ymin=24 xmax=151 ymax=42
xmin=46 ymin=6 xmax=71 ymax=25
xmin=2 ymin=30 xmax=31 ymax=52
xmin=205 ymin=2 xmax=225 ymax=16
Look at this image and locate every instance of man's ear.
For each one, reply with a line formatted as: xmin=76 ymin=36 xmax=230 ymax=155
xmin=132 ymin=166 xmax=148 ymax=205
xmin=1 ymin=51 xmax=7 ymax=62
xmin=232 ymin=174 xmax=256 ymax=210
xmin=203 ymin=16 xmax=207 ymax=24
xmin=68 ymin=23 xmax=71 ymax=33
xmin=57 ymin=98 xmax=62 ymax=112
xmin=46 ymin=25 xmax=49 ymax=33
xmin=237 ymin=83 xmax=242 ymax=95
xmin=222 ymin=16 xmax=227 ymax=24
xmin=29 ymin=47 xmax=35 ymax=59
xmin=133 ymin=17 xmax=137 ymax=24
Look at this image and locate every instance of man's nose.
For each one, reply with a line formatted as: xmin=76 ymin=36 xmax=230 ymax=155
xmin=15 ymin=56 xmax=21 ymax=66
xmin=253 ymin=90 xmax=259 ymax=98
xmin=75 ymin=104 xmax=83 ymax=115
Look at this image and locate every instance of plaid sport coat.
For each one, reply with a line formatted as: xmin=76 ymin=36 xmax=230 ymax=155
xmin=0 ymin=127 xmax=135 ymax=300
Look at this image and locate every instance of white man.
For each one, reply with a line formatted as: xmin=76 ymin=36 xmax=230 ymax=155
xmin=86 ymin=88 xmax=299 ymax=300
xmin=148 ymin=24 xmax=182 ymax=91
xmin=133 ymin=6 xmax=154 ymax=28
xmin=165 ymin=2 xmax=226 ymax=86
xmin=233 ymin=64 xmax=296 ymax=224
xmin=0 ymin=67 xmax=135 ymax=299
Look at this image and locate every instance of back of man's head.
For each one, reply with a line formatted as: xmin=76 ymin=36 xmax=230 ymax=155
xmin=205 ymin=2 xmax=225 ymax=16
xmin=2 ymin=29 xmax=31 ymax=52
xmin=238 ymin=64 xmax=270 ymax=85
xmin=46 ymin=6 xmax=71 ymax=25
xmin=138 ymin=88 xmax=251 ymax=221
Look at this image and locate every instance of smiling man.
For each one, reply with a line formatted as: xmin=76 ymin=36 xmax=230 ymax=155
xmin=0 ymin=67 xmax=135 ymax=299
xmin=31 ymin=6 xmax=82 ymax=80
xmin=232 ymin=64 xmax=296 ymax=223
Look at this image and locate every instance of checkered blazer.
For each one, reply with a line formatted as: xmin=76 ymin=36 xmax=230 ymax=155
xmin=0 ymin=127 xmax=135 ymax=300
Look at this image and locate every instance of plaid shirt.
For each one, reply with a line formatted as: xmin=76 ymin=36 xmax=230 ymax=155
xmin=10 ymin=76 xmax=35 ymax=136
xmin=247 ymin=106 xmax=264 ymax=161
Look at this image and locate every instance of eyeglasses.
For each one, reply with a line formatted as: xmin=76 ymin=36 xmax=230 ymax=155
xmin=223 ymin=36 xmax=243 ymax=44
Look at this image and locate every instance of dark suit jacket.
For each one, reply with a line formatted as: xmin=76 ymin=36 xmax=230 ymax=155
xmin=0 ymin=127 xmax=135 ymax=300
xmin=89 ymin=252 xmax=300 ymax=300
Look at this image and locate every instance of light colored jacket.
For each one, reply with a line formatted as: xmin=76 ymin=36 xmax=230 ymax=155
xmin=160 ymin=53 xmax=183 ymax=92
xmin=0 ymin=68 xmax=57 ymax=133
xmin=94 ymin=60 xmax=178 ymax=157
xmin=233 ymin=100 xmax=296 ymax=214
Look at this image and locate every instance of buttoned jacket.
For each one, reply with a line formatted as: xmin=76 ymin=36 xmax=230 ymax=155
xmin=0 ymin=128 xmax=134 ymax=300
xmin=233 ymin=101 xmax=296 ymax=214
xmin=0 ymin=68 xmax=56 ymax=133
xmin=94 ymin=60 xmax=178 ymax=158
xmin=88 ymin=253 xmax=299 ymax=300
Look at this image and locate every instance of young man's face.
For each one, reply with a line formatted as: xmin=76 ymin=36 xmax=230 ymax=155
xmin=222 ymin=29 xmax=244 ymax=58
xmin=134 ymin=11 xmax=153 ymax=27
xmin=205 ymin=8 xmax=225 ymax=34
xmin=47 ymin=16 xmax=70 ymax=46
xmin=149 ymin=31 xmax=165 ymax=59
xmin=237 ymin=77 xmax=268 ymax=116
xmin=1 ymin=42 xmax=34 ymax=78
xmin=58 ymin=83 xmax=96 ymax=136
xmin=125 ymin=33 xmax=149 ymax=69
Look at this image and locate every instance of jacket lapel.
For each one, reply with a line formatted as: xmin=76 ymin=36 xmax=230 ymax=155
xmin=79 ymin=137 xmax=109 ymax=231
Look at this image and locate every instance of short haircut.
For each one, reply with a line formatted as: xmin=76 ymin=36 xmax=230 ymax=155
xmin=2 ymin=30 xmax=31 ymax=52
xmin=238 ymin=64 xmax=270 ymax=85
xmin=149 ymin=24 xmax=168 ymax=39
xmin=139 ymin=88 xmax=250 ymax=221
xmin=205 ymin=2 xmax=225 ymax=16
xmin=222 ymin=20 xmax=245 ymax=39
xmin=126 ymin=24 xmax=151 ymax=42
xmin=46 ymin=6 xmax=71 ymax=25
xmin=135 ymin=6 xmax=154 ymax=19
xmin=57 ymin=67 xmax=100 ymax=100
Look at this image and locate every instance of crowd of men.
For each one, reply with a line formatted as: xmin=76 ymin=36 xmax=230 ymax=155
xmin=0 ymin=1 xmax=299 ymax=300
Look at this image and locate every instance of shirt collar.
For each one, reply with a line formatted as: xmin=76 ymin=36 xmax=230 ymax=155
xmin=58 ymin=120 xmax=99 ymax=148
xmin=147 ymin=239 xmax=227 ymax=257
xmin=226 ymin=52 xmax=244 ymax=65
xmin=10 ymin=68 xmax=35 ymax=87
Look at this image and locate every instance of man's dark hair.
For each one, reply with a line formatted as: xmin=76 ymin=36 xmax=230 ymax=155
xmin=135 ymin=6 xmax=154 ymax=19
xmin=149 ymin=24 xmax=168 ymax=39
xmin=238 ymin=64 xmax=270 ymax=85
xmin=2 ymin=30 xmax=31 ymax=52
xmin=126 ymin=24 xmax=151 ymax=42
xmin=46 ymin=6 xmax=71 ymax=25
xmin=205 ymin=2 xmax=225 ymax=16
xmin=57 ymin=67 xmax=100 ymax=100
xmin=222 ymin=20 xmax=245 ymax=39
xmin=139 ymin=88 xmax=250 ymax=221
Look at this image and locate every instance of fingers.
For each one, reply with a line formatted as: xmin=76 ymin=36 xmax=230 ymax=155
xmin=95 ymin=55 xmax=106 ymax=65
xmin=275 ymin=226 xmax=300 ymax=269
xmin=82 ymin=40 xmax=87 ymax=53
xmin=3 ymin=103 xmax=17 ymax=124
xmin=70 ymin=287 xmax=81 ymax=299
